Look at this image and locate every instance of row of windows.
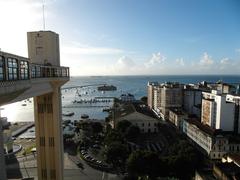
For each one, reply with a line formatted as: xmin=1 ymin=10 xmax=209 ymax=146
xmin=0 ymin=55 xmax=69 ymax=81
xmin=0 ymin=56 xmax=29 ymax=81
xmin=137 ymin=122 xmax=157 ymax=127
xmin=31 ymin=66 xmax=69 ymax=78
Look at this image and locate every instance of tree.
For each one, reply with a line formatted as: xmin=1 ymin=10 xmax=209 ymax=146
xmin=116 ymin=120 xmax=132 ymax=134
xmin=166 ymin=140 xmax=202 ymax=179
xmin=126 ymin=150 xmax=164 ymax=179
xmin=125 ymin=125 xmax=140 ymax=140
xmin=91 ymin=122 xmax=103 ymax=134
xmin=140 ymin=96 xmax=147 ymax=104
xmin=105 ymin=142 xmax=129 ymax=168
xmin=104 ymin=129 xmax=124 ymax=145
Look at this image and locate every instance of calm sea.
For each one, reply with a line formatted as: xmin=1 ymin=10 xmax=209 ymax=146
xmin=2 ymin=75 xmax=240 ymax=122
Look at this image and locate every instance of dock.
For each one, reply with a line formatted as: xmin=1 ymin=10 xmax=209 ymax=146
xmin=12 ymin=122 xmax=35 ymax=138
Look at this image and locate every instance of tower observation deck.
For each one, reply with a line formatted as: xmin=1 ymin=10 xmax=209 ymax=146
xmin=0 ymin=31 xmax=69 ymax=180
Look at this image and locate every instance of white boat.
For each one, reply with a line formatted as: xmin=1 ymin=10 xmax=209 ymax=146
xmin=62 ymin=111 xmax=75 ymax=117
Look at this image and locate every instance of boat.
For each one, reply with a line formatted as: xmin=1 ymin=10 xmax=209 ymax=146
xmin=21 ymin=104 xmax=27 ymax=106
xmin=81 ymin=114 xmax=89 ymax=119
xmin=62 ymin=111 xmax=75 ymax=117
xmin=97 ymin=85 xmax=117 ymax=91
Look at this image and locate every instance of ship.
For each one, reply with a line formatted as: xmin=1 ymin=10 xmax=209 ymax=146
xmin=97 ymin=85 xmax=117 ymax=91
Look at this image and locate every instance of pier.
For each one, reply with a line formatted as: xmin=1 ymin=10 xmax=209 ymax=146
xmin=62 ymin=105 xmax=110 ymax=108
xmin=12 ymin=122 xmax=35 ymax=138
xmin=61 ymin=83 xmax=107 ymax=90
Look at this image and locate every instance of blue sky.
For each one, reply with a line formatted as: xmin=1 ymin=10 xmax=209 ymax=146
xmin=0 ymin=0 xmax=240 ymax=75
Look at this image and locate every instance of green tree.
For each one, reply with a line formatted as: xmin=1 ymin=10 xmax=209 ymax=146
xmin=104 ymin=129 xmax=124 ymax=145
xmin=105 ymin=142 xmax=129 ymax=168
xmin=140 ymin=96 xmax=147 ymax=104
xmin=125 ymin=125 xmax=141 ymax=140
xmin=91 ymin=122 xmax=103 ymax=134
xmin=116 ymin=120 xmax=132 ymax=134
xmin=127 ymin=150 xmax=164 ymax=179
xmin=167 ymin=140 xmax=201 ymax=179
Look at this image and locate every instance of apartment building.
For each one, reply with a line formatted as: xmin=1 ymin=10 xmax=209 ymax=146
xmin=183 ymin=87 xmax=202 ymax=118
xmin=147 ymin=82 xmax=158 ymax=109
xmin=148 ymin=82 xmax=183 ymax=120
xmin=183 ymin=118 xmax=240 ymax=160
xmin=169 ymin=108 xmax=187 ymax=130
xmin=201 ymin=90 xmax=236 ymax=131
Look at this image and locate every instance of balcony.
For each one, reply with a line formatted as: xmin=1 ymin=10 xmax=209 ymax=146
xmin=0 ymin=51 xmax=69 ymax=106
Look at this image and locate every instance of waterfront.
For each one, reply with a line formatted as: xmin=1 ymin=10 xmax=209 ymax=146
xmin=1 ymin=75 xmax=240 ymax=122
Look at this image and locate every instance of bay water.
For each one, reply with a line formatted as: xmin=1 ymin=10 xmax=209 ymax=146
xmin=2 ymin=75 xmax=240 ymax=122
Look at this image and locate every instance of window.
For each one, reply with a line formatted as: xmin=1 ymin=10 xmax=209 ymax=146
xmin=148 ymin=123 xmax=150 ymax=126
xmin=31 ymin=66 xmax=36 ymax=78
xmin=36 ymin=66 xmax=41 ymax=77
xmin=7 ymin=58 xmax=18 ymax=80
xmin=0 ymin=56 xmax=5 ymax=81
xmin=20 ymin=60 xmax=29 ymax=80
xmin=36 ymin=47 xmax=43 ymax=55
xmin=142 ymin=123 xmax=144 ymax=127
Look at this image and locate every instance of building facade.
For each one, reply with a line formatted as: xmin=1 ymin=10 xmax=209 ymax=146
xmin=201 ymin=90 xmax=236 ymax=131
xmin=169 ymin=108 xmax=187 ymax=130
xmin=147 ymin=82 xmax=158 ymax=109
xmin=183 ymin=118 xmax=240 ymax=160
xmin=183 ymin=88 xmax=202 ymax=118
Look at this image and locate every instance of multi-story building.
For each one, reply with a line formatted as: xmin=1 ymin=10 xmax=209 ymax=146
xmin=183 ymin=118 xmax=240 ymax=160
xmin=113 ymin=103 xmax=159 ymax=133
xmin=148 ymin=82 xmax=183 ymax=120
xmin=120 ymin=93 xmax=135 ymax=102
xmin=169 ymin=108 xmax=187 ymax=130
xmin=157 ymin=82 xmax=183 ymax=120
xmin=201 ymin=90 xmax=236 ymax=131
xmin=147 ymin=82 xmax=158 ymax=109
xmin=183 ymin=86 xmax=203 ymax=118
xmin=226 ymin=94 xmax=240 ymax=134
xmin=183 ymin=118 xmax=215 ymax=155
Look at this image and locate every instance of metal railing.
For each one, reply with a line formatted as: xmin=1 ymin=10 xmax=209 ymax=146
xmin=31 ymin=64 xmax=69 ymax=79
xmin=0 ymin=52 xmax=69 ymax=82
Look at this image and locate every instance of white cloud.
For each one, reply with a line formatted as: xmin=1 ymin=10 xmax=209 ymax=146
xmin=145 ymin=52 xmax=166 ymax=67
xmin=236 ymin=49 xmax=240 ymax=53
xmin=116 ymin=56 xmax=135 ymax=67
xmin=176 ymin=58 xmax=184 ymax=66
xmin=107 ymin=56 xmax=138 ymax=75
xmin=199 ymin=52 xmax=214 ymax=66
xmin=220 ymin=58 xmax=230 ymax=64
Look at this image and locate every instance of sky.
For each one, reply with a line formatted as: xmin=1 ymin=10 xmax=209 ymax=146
xmin=0 ymin=0 xmax=240 ymax=76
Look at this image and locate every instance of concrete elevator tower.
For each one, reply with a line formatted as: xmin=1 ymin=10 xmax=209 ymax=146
xmin=27 ymin=31 xmax=66 ymax=180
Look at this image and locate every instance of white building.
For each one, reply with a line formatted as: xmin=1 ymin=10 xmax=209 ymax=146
xmin=120 ymin=93 xmax=135 ymax=102
xmin=169 ymin=108 xmax=187 ymax=130
xmin=183 ymin=118 xmax=214 ymax=154
xmin=226 ymin=94 xmax=240 ymax=133
xmin=201 ymin=90 xmax=236 ymax=131
xmin=147 ymin=82 xmax=158 ymax=109
xmin=183 ymin=88 xmax=202 ymax=118
xmin=113 ymin=103 xmax=159 ymax=133
xmin=183 ymin=118 xmax=240 ymax=160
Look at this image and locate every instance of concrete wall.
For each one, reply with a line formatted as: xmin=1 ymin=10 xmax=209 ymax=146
xmin=27 ymin=31 xmax=60 ymax=66
xmin=217 ymin=96 xmax=235 ymax=131
xmin=117 ymin=112 xmax=158 ymax=133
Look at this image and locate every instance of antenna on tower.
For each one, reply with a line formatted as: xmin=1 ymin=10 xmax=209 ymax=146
xmin=42 ymin=0 xmax=46 ymax=30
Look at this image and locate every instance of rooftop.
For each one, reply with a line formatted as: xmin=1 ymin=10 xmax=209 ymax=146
xmin=114 ymin=102 xmax=157 ymax=119
xmin=185 ymin=118 xmax=219 ymax=136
